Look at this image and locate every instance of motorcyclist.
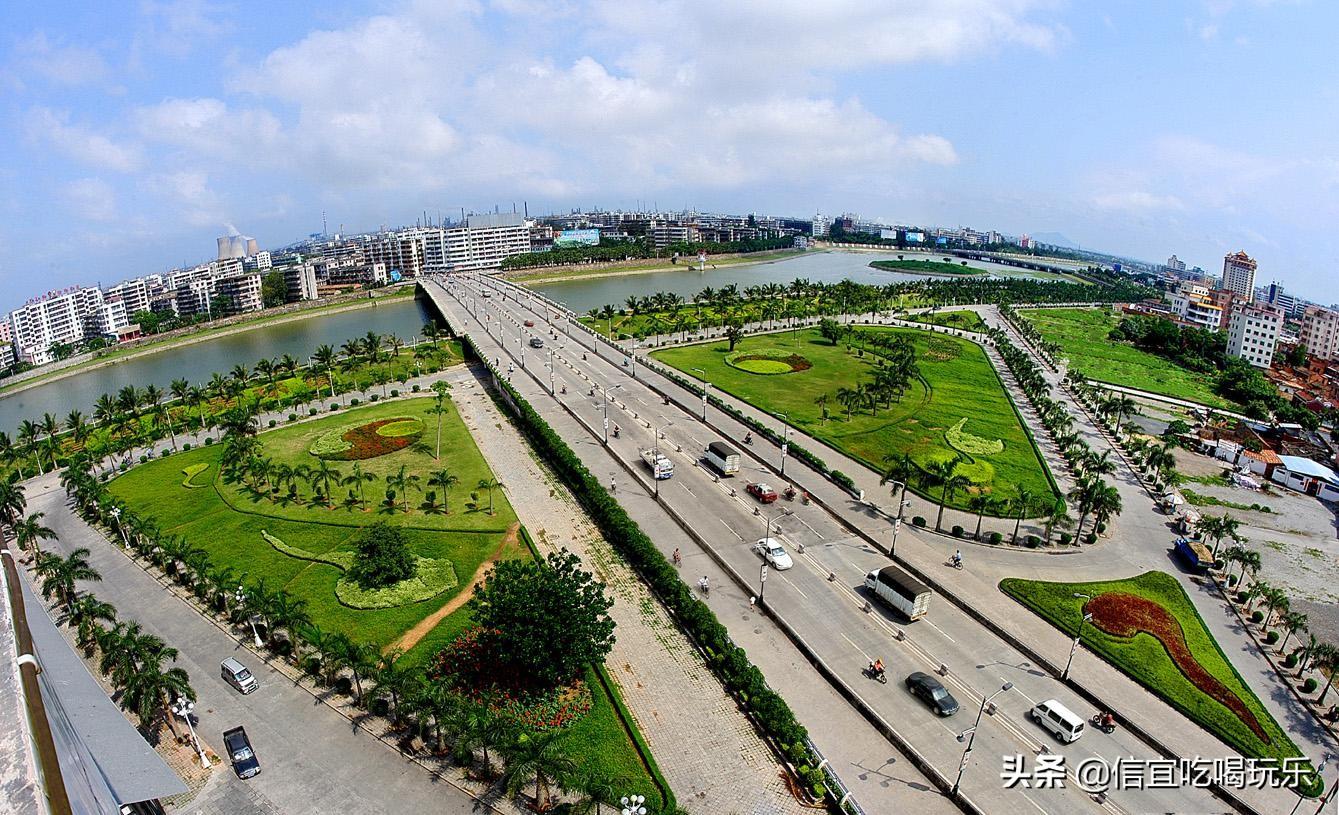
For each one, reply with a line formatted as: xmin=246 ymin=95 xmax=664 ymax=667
xmin=951 ymin=549 xmax=963 ymax=568
xmin=560 ymin=385 xmax=567 ymax=394
xmin=871 ymin=658 xmax=885 ymax=678
xmin=613 ymin=424 xmax=621 ymax=437
xmin=1099 ymin=711 xmax=1116 ymax=730
xmin=698 ymin=576 xmax=710 ymax=596
xmin=744 ymin=432 xmax=753 ymax=445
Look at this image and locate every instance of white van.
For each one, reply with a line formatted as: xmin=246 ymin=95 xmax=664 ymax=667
xmin=221 ymin=657 xmax=259 ymax=694
xmin=1030 ymin=699 xmax=1084 ymax=743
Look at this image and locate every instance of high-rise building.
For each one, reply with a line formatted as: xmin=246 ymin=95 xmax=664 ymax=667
xmin=1265 ymin=281 xmax=1298 ymax=317
xmin=215 ymin=273 xmax=264 ymax=315
xmin=1166 ymin=254 xmax=1187 ymax=272
xmin=1221 ymin=251 xmax=1257 ymax=299
xmin=1299 ymin=305 xmax=1339 ymax=361
xmin=282 ymin=263 xmax=319 ymax=302
xmin=7 ymin=287 xmax=111 ymax=366
xmin=1226 ymin=302 xmax=1282 ymax=368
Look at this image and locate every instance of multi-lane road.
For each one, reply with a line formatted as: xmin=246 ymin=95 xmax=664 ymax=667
xmin=426 ymin=275 xmax=1235 ymax=815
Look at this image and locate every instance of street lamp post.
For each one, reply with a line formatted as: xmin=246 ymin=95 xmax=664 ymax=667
xmin=886 ymin=481 xmax=912 ymax=558
xmin=758 ymin=561 xmax=768 ymax=606
xmin=602 ymin=384 xmax=622 ymax=446
xmin=952 ymin=681 xmax=1013 ymax=797
xmin=763 ymin=508 xmax=791 ymax=541
xmin=233 ymin=585 xmax=263 ymax=647
xmin=1290 ymin=760 xmax=1328 ymax=815
xmin=109 ymin=507 xmax=129 ymax=548
xmin=691 ymin=367 xmax=710 ymax=421
xmin=1313 ymin=763 xmax=1338 ymax=814
xmin=620 ymin=794 xmax=647 ymax=815
xmin=171 ymin=696 xmax=211 ymax=767
xmin=776 ymin=413 xmax=792 ymax=475
xmin=546 ymin=350 xmax=555 ymax=395
xmin=1063 ymin=593 xmax=1093 ymax=681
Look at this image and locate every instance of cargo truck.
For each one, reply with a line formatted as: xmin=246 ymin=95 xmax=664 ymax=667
xmin=640 ymin=448 xmax=674 ymax=479
xmin=864 ymin=565 xmax=932 ymax=621
xmin=703 ymin=441 xmax=741 ymax=476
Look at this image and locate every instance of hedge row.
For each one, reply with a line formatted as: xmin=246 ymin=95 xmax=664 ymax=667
xmin=461 ymin=336 xmax=820 ymax=791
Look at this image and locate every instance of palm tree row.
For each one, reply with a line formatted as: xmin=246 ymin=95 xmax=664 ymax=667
xmin=0 ymin=325 xmax=457 ymax=482
xmin=60 ymin=455 xmax=646 ymax=812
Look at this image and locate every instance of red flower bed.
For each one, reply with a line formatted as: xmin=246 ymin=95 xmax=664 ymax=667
xmin=314 ymin=418 xmax=422 ymax=460
xmin=428 ymin=628 xmax=593 ymax=731
xmin=1086 ymin=592 xmax=1268 ymax=743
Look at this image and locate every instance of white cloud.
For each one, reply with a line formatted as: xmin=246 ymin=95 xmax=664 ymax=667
xmin=144 ymin=170 xmax=224 ymax=226
xmin=62 ymin=178 xmax=118 ymax=222
xmin=134 ymin=0 xmax=234 ymax=59
xmin=24 ymin=108 xmax=142 ymax=172
xmin=9 ymin=32 xmax=115 ymax=89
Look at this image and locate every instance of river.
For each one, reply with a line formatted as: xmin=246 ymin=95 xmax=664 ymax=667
xmin=0 ymin=249 xmax=992 ymax=434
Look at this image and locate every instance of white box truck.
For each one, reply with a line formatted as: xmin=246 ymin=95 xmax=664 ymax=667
xmin=865 ymin=565 xmax=932 ymax=621
xmin=703 ymin=441 xmax=741 ymax=476
xmin=640 ymin=448 xmax=674 ymax=479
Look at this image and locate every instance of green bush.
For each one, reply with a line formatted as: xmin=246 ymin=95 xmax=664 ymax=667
xmin=1059 ymin=532 xmax=1072 ymax=545
xmin=988 ymin=531 xmax=1003 ymax=544
xmin=289 ymin=413 xmax=298 ymax=422
xmin=1095 ymin=522 xmax=1107 ymax=534
xmin=181 ymin=442 xmax=192 ymax=451
xmin=1285 ymin=652 xmax=1299 ymax=668
xmin=830 ymin=470 xmax=856 ymax=493
xmin=1025 ymin=535 xmax=1040 ymax=548
xmin=351 ymin=398 xmax=362 ymax=406
xmin=204 ymin=437 xmax=214 ymax=445
xmin=951 ymin=525 xmax=964 ymax=537
xmin=912 ymin=516 xmax=926 ymax=527
xmin=1266 ymin=630 xmax=1280 ymax=645
xmin=369 ymin=394 xmax=380 ymax=401
xmin=391 ymin=389 xmax=400 ymax=397
xmin=1304 ymin=677 xmax=1319 ymax=693
xmin=310 ymin=407 xmax=320 ymax=416
xmin=1236 ymin=591 xmax=1248 ymax=603
xmin=412 ymin=384 xmax=422 ymax=392
xmin=1083 ymin=532 xmax=1097 ymax=544
xmin=330 ymin=403 xmax=341 ymax=411
xmin=1251 ymin=610 xmax=1265 ymax=623
xmin=268 ymin=419 xmax=277 ymax=428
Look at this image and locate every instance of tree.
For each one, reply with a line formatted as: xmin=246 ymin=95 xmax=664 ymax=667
xmin=1042 ymin=501 xmax=1074 ymax=546
xmin=429 ymin=469 xmax=459 ymax=514
xmin=431 ymin=380 xmax=452 ymax=460
xmin=818 ymin=317 xmax=843 ymax=345
xmin=120 ymin=648 xmax=195 ymax=741
xmin=1278 ymin=610 xmax=1308 ymax=654
xmin=1010 ymin=488 xmax=1034 ymax=545
xmin=501 ymin=731 xmax=577 ymax=811
xmin=347 ymin=522 xmax=416 ymax=589
xmin=14 ymin=512 xmax=57 ymax=556
xmin=723 ymin=321 xmax=745 ymax=352
xmin=477 ymin=477 xmax=502 ymax=515
xmin=36 ymin=547 xmax=101 ymax=613
xmin=61 ymin=595 xmax=116 ymax=655
xmin=468 ymin=549 xmax=614 ymax=688
xmin=261 ymin=271 xmax=288 ymax=308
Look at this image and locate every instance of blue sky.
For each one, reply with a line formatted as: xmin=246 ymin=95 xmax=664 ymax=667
xmin=4 ymin=0 xmax=1338 ymax=312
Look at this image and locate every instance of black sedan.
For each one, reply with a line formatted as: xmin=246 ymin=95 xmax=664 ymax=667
xmin=905 ymin=671 xmax=960 ymax=716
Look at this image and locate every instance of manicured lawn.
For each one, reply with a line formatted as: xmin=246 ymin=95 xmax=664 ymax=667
xmin=870 ymin=258 xmax=982 ymax=275
xmin=1000 ymin=572 xmax=1313 ymax=788
xmin=653 ymin=327 xmax=1057 ymax=512
xmin=1019 ymin=308 xmax=1234 ymax=408
xmin=906 ymin=309 xmax=988 ymax=333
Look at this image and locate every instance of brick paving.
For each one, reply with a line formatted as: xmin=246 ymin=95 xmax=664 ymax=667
xmin=450 ymin=376 xmax=809 ymax=814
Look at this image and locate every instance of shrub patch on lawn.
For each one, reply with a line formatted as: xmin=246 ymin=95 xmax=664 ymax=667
xmin=923 ymin=336 xmax=962 ymax=361
xmin=261 ymin=530 xmax=457 ymax=609
xmin=181 ymin=462 xmax=210 ymax=488
xmin=724 ymin=347 xmax=813 ymax=374
xmin=1000 ymin=571 xmax=1315 ymax=792
xmin=1086 ymin=592 xmax=1268 ymax=742
xmin=309 ymin=417 xmax=425 ymax=460
xmin=429 ymin=627 xmax=594 ymax=731
xmin=945 ymin=417 xmax=1005 ymax=456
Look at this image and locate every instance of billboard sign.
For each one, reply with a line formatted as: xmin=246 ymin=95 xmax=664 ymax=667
xmin=905 ymin=231 xmax=925 ymax=243
xmin=555 ymin=229 xmax=600 ymax=247
xmin=880 ymin=229 xmax=898 ymax=240
xmin=389 ymin=269 xmax=403 ymax=283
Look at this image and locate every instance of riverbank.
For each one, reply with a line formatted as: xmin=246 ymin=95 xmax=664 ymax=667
xmin=0 ymin=288 xmax=416 ymax=402
xmin=503 ymin=248 xmax=807 ymax=284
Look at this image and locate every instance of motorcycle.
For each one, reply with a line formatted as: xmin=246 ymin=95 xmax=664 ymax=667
xmin=1090 ymin=714 xmax=1116 ymax=734
xmin=612 ymin=425 xmax=621 ymax=438
xmin=744 ymin=433 xmax=753 ymax=445
xmin=864 ymin=662 xmax=888 ymax=684
xmin=948 ymin=556 xmax=963 ymax=570
xmin=784 ymin=486 xmax=797 ymax=502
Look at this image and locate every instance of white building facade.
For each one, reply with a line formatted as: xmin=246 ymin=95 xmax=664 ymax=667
xmin=1222 ymin=251 xmax=1257 ymax=299
xmin=1299 ymin=305 xmax=1339 ymax=361
xmin=1225 ymin=302 xmax=1283 ymax=368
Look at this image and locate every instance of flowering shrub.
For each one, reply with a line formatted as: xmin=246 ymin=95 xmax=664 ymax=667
xmin=1086 ymin=592 xmax=1269 ymax=743
xmin=429 ymin=627 xmax=593 ymax=732
xmin=309 ymin=417 xmax=425 ymax=460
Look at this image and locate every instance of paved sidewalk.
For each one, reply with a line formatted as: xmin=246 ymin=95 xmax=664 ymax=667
xmin=450 ymin=375 xmax=808 ymax=814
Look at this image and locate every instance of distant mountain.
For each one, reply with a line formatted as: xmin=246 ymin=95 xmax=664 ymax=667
xmin=1030 ymin=232 xmax=1079 ymax=249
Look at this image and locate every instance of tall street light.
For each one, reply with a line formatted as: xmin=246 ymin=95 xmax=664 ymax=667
xmin=620 ymin=794 xmax=646 ymax=815
xmin=546 ymin=350 xmax=555 ymax=395
xmin=171 ymin=696 xmax=210 ymax=768
xmin=691 ymin=367 xmax=710 ymax=420
xmin=758 ymin=561 xmax=769 ymax=606
xmin=1290 ymin=760 xmax=1327 ymax=815
xmin=233 ymin=585 xmax=263 ymax=647
xmin=1063 ymin=593 xmax=1093 ymax=681
xmin=952 ymin=681 xmax=1014 ymax=797
xmin=776 ymin=413 xmax=793 ymax=475
xmin=886 ymin=480 xmax=912 ymax=558
xmin=602 ymin=384 xmax=623 ymax=445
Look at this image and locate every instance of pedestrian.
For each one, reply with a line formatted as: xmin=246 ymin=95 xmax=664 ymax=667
xmin=672 ymin=548 xmax=681 ymax=566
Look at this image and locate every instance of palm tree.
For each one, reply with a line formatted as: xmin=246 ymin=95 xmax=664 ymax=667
xmin=269 ymin=592 xmax=312 ymax=653
xmin=313 ymin=344 xmax=338 ymax=397
xmin=370 ymin=650 xmax=413 ymax=724
xmin=119 ymin=647 xmax=195 ymax=741
xmin=342 ymin=637 xmax=377 ymax=706
xmin=475 ymin=477 xmax=502 ymax=515
xmin=430 ymin=380 xmax=453 ymax=460
xmin=1278 ymin=610 xmax=1308 ymax=654
xmin=1262 ymin=587 xmax=1290 ymax=629
xmin=1106 ymin=394 xmax=1137 ymax=435
xmin=501 ymin=730 xmax=577 ymax=811
xmin=13 ymin=512 xmax=57 ymax=556
xmin=18 ymin=419 xmax=44 ymax=475
xmin=422 ymin=322 xmax=441 ymax=348
xmin=1315 ymin=645 xmax=1339 ymax=705
xmin=457 ymin=705 xmax=514 ymax=781
xmin=342 ymin=464 xmax=376 ymax=511
xmin=1042 ymin=501 xmax=1074 ymax=546
xmin=569 ymin=770 xmax=619 ymax=815
xmin=968 ymin=495 xmax=993 ymax=540
xmin=429 ymin=469 xmax=459 ymax=514
xmin=60 ymin=594 xmax=116 ymax=655
xmin=920 ymin=457 xmax=964 ymax=533
xmin=1009 ymin=488 xmax=1035 ymax=545
xmin=37 ymin=547 xmax=101 ymax=613
xmin=40 ymin=412 xmax=61 ymax=472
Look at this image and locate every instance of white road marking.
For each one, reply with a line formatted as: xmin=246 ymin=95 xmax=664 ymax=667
xmin=840 ymin=633 xmax=870 ymax=659
xmin=780 ymin=573 xmax=808 ymax=599
xmin=718 ymin=518 xmax=744 ymax=541
xmin=923 ymin=618 xmax=957 ymax=644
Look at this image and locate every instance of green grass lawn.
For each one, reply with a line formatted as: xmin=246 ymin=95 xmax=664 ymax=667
xmin=1019 ymin=308 xmax=1234 ymax=408
xmin=1000 ymin=572 xmax=1314 ymax=789
xmin=653 ymin=327 xmax=1057 ymax=512
xmin=870 ymin=258 xmax=983 ymax=275
xmin=906 ymin=309 xmax=988 ymax=333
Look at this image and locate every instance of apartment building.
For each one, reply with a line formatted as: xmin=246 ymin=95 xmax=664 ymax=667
xmin=282 ymin=263 xmax=319 ymax=302
xmin=364 ymin=229 xmax=428 ymax=279
xmin=7 ymin=286 xmax=126 ymax=366
xmin=1170 ymin=282 xmax=1224 ymax=331
xmin=1222 ymin=251 xmax=1258 ymax=299
xmin=1226 ymin=302 xmax=1283 ymax=368
xmin=1300 ymin=305 xmax=1339 ymax=361
xmin=215 ymin=273 xmax=264 ymax=315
